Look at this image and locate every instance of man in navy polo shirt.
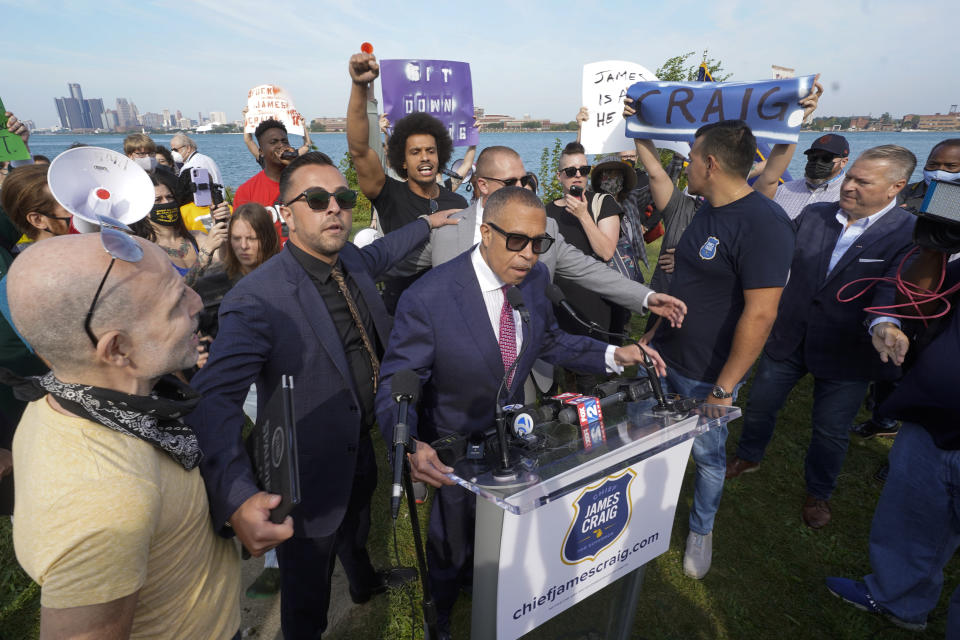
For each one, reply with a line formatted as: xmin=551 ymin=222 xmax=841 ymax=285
xmin=645 ymin=120 xmax=795 ymax=579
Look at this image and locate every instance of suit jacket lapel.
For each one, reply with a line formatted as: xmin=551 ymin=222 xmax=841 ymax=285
xmin=816 ymin=206 xmax=843 ymax=284
xmin=458 ymin=202 xmax=478 ymax=254
xmin=280 ymin=249 xmax=353 ymax=386
xmin=452 ymin=253 xmax=507 ymax=383
xmin=821 ymin=206 xmax=900 ymax=289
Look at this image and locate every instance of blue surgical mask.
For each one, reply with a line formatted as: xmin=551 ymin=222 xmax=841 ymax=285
xmin=923 ymin=169 xmax=960 ymax=186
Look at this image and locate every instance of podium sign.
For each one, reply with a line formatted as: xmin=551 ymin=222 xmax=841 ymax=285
xmin=495 ymin=439 xmax=693 ymax=639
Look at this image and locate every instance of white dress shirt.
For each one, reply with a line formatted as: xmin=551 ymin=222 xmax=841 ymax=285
xmin=470 ymin=247 xmax=621 ymax=372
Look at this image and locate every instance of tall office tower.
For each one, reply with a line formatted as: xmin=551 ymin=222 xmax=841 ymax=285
xmin=85 ymin=98 xmax=106 ymax=131
xmin=162 ymin=109 xmax=171 ymax=128
xmin=116 ymin=98 xmax=134 ymax=128
xmin=103 ymin=110 xmax=120 ymax=130
xmin=54 ymin=97 xmax=85 ymax=130
xmin=130 ymin=102 xmax=141 ymax=125
xmin=209 ymin=111 xmax=227 ymax=124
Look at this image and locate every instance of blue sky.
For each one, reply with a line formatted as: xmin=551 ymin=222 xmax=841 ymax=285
xmin=1 ymin=0 xmax=952 ymax=128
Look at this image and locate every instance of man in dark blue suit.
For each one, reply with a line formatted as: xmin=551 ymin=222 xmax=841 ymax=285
xmin=726 ymin=145 xmax=918 ymax=529
xmin=374 ymin=187 xmax=662 ymax=638
xmin=187 ymin=152 xmax=458 ymax=639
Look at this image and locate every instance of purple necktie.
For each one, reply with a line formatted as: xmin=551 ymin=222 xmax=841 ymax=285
xmin=498 ymin=285 xmax=517 ymax=388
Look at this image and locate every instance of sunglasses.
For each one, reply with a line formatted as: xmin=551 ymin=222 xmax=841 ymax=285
xmin=84 ymin=215 xmax=144 ymax=347
xmin=286 ymin=187 xmax=358 ymax=211
xmin=560 ymin=165 xmax=592 ymax=178
xmin=480 ymin=175 xmax=532 ymax=188
xmin=486 ymin=222 xmax=555 ymax=254
xmin=41 ymin=212 xmax=72 ymax=223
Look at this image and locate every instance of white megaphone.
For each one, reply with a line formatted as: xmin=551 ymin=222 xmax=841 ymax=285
xmin=47 ymin=147 xmax=154 ymax=233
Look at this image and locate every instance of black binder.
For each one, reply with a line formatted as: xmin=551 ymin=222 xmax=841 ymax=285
xmin=249 ymin=375 xmax=301 ymax=523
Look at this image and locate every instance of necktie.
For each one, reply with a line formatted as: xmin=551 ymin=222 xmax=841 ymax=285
xmin=330 ymin=265 xmax=380 ymax=393
xmin=498 ymin=285 xmax=517 ymax=388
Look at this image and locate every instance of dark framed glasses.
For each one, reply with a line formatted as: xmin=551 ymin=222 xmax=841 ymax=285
xmin=560 ymin=165 xmax=592 ymax=178
xmin=479 ymin=175 xmax=532 ymax=188
xmin=84 ymin=215 xmax=144 ymax=348
xmin=286 ymin=187 xmax=358 ymax=211
xmin=486 ymin=222 xmax=554 ymax=254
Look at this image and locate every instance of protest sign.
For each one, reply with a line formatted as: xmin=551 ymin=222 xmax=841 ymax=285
xmin=380 ymin=59 xmax=478 ymax=147
xmin=625 ymin=76 xmax=815 ymax=145
xmin=0 ymin=98 xmax=30 ymax=162
xmin=581 ymin=62 xmax=690 ymax=157
xmin=244 ymin=85 xmax=304 ymax=137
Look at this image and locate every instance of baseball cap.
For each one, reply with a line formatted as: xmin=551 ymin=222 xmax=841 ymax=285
xmin=805 ymin=134 xmax=849 ymax=158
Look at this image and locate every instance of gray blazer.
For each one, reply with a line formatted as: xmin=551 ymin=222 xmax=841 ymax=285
xmin=397 ymin=201 xmax=654 ymax=312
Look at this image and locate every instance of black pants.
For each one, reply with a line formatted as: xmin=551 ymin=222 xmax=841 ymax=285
xmin=275 ymin=434 xmax=379 ymax=639
xmin=427 ymin=482 xmax=477 ymax=631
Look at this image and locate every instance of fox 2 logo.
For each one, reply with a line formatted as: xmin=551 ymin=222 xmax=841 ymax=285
xmin=699 ymin=236 xmax=720 ymax=260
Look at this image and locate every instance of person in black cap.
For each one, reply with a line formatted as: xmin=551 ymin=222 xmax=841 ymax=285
xmin=772 ymin=133 xmax=849 ymax=219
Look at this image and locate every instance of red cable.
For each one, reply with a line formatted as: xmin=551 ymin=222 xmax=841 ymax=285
xmin=836 ymin=246 xmax=957 ymax=326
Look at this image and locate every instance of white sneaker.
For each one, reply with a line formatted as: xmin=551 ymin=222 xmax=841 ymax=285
xmin=683 ymin=531 xmax=712 ymax=579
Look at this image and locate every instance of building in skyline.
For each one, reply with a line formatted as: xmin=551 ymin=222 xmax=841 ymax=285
xmin=85 ymin=98 xmax=105 ymax=130
xmin=162 ymin=108 xmax=171 ymax=128
xmin=209 ymin=111 xmax=227 ymax=124
xmin=53 ymin=82 xmax=100 ymax=130
xmin=115 ymin=98 xmax=135 ymax=129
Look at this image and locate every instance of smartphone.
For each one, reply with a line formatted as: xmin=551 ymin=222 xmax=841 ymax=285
xmin=569 ymin=185 xmax=584 ymax=198
xmin=190 ymin=167 xmax=213 ymax=207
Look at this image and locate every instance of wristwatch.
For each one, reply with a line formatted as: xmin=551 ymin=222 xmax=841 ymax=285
xmin=711 ymin=385 xmax=732 ymax=399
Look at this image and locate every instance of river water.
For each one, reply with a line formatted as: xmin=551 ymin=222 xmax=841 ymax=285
xmin=26 ymin=130 xmax=953 ymax=192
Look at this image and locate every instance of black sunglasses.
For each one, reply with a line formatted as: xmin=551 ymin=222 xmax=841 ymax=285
xmin=486 ymin=222 xmax=555 ymax=254
xmin=286 ymin=187 xmax=358 ymax=211
xmin=41 ymin=212 xmax=72 ymax=223
xmin=560 ymin=165 xmax=592 ymax=178
xmin=84 ymin=215 xmax=144 ymax=348
xmin=480 ymin=175 xmax=532 ymax=188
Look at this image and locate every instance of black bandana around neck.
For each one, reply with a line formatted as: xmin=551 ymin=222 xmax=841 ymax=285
xmin=0 ymin=370 xmax=203 ymax=470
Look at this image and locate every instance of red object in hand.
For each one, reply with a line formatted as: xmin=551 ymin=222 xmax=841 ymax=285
xmin=361 ymin=42 xmax=374 ymax=54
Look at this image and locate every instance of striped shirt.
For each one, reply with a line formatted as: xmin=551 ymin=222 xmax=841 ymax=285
xmin=774 ymin=173 xmax=845 ymax=220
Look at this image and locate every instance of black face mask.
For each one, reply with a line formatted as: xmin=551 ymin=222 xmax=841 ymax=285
xmin=150 ymin=201 xmax=181 ymax=226
xmin=805 ymin=157 xmax=836 ymax=181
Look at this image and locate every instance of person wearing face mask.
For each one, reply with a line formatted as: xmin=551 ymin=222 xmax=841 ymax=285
xmin=138 ymin=172 xmax=227 ymax=286
xmin=900 ymin=138 xmax=960 ymax=213
xmin=1 ymin=164 xmax=74 ymax=247
xmin=772 ymin=134 xmax=850 ymax=220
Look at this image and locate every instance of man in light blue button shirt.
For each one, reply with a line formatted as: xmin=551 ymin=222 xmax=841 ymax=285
xmin=773 ymin=134 xmax=850 ymax=219
xmin=727 ymin=145 xmax=918 ymax=529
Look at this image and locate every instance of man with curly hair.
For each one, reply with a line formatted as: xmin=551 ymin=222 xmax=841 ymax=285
xmin=347 ymin=51 xmax=468 ymax=311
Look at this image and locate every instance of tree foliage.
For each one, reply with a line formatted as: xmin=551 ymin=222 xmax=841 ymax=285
xmin=337 ymin=151 xmax=372 ymax=229
xmin=538 ymin=138 xmax=564 ymax=203
xmin=655 ymin=50 xmax=732 ymax=82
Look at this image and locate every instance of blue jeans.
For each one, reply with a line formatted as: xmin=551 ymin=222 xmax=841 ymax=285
xmin=659 ymin=368 xmax=742 ymax=536
xmin=864 ymin=422 xmax=960 ymax=634
xmin=735 ymin=348 xmax=868 ymax=500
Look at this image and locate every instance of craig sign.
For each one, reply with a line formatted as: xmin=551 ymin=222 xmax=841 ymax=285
xmin=625 ymin=75 xmax=816 ymax=145
xmin=494 ymin=438 xmax=694 ymax=639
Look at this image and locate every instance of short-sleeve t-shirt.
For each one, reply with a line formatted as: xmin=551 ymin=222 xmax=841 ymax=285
xmin=372 ymin=176 xmax=467 ymax=235
xmin=547 ymin=191 xmax=624 ymax=332
xmin=653 ymin=190 xmax=795 ymax=382
xmin=13 ymin=399 xmax=241 ymax=639
xmin=649 ymin=188 xmax=699 ymax=295
xmin=232 ymin=170 xmax=284 ymax=239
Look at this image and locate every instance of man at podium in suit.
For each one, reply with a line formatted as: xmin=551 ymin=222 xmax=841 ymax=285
xmin=375 ymin=186 xmax=663 ymax=639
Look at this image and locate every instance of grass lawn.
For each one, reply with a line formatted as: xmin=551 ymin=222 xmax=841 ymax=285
xmin=2 ymin=235 xmax=956 ymax=639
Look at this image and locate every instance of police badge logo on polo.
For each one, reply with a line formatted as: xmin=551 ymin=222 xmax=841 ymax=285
xmin=699 ymin=236 xmax=720 ymax=260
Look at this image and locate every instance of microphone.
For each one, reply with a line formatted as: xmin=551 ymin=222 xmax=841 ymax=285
xmin=546 ymin=284 xmax=627 ymax=342
xmin=390 ymin=369 xmax=421 ymax=519
xmin=440 ymin=167 xmax=462 ymax=180
xmin=493 ymin=286 xmax=531 ymax=476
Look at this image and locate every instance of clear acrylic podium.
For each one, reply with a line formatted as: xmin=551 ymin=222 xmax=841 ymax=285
xmin=445 ymin=399 xmax=742 ymax=640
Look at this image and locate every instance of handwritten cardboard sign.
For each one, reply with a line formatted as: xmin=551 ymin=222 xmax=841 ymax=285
xmin=380 ymin=59 xmax=478 ymax=147
xmin=244 ymin=85 xmax=304 ymax=137
xmin=0 ymin=98 xmax=30 ymax=162
xmin=625 ymin=76 xmax=814 ymax=145
xmin=581 ymin=61 xmax=659 ymax=155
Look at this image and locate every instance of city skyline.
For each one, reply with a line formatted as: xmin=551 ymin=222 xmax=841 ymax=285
xmin=4 ymin=1 xmax=953 ymax=130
